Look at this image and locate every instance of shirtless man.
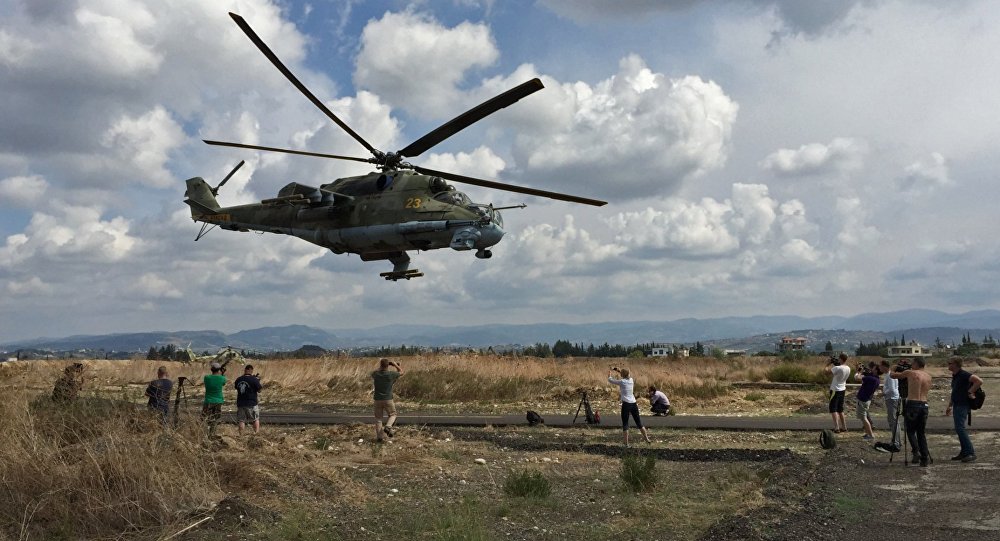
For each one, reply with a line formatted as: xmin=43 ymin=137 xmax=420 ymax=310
xmin=890 ymin=357 xmax=933 ymax=466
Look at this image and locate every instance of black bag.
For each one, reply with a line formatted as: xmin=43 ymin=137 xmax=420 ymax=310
xmin=526 ymin=410 xmax=544 ymax=426
xmin=970 ymin=388 xmax=986 ymax=410
xmin=819 ymin=429 xmax=837 ymax=450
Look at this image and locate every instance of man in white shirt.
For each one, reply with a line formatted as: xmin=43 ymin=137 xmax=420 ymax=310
xmin=825 ymin=353 xmax=851 ymax=433
xmin=878 ymin=359 xmax=902 ymax=450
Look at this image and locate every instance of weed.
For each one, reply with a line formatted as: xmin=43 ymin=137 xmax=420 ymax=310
xmin=833 ymin=494 xmax=872 ymax=514
xmin=668 ymin=381 xmax=729 ymax=400
xmin=405 ymin=497 xmax=495 ymax=541
xmin=620 ymin=452 xmax=657 ymax=492
xmin=314 ymin=435 xmax=331 ymax=450
xmin=503 ymin=469 xmax=552 ymax=498
xmin=767 ymin=363 xmax=827 ymax=385
xmin=743 ymin=391 xmax=767 ymax=401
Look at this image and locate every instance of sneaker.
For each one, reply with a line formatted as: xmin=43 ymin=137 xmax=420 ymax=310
xmin=961 ymin=455 xmax=977 ymax=463
xmin=383 ymin=427 xmax=394 ymax=438
xmin=874 ymin=443 xmax=891 ymax=453
xmin=862 ymin=435 xmax=874 ymax=442
xmin=919 ymin=457 xmax=929 ymax=467
xmin=951 ymin=454 xmax=968 ymax=461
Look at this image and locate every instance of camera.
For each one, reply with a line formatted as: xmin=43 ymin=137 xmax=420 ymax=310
xmin=894 ymin=359 xmax=912 ymax=373
xmin=610 ymin=366 xmax=620 ymax=372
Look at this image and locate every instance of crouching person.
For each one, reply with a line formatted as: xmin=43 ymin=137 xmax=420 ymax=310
xmin=647 ymin=386 xmax=670 ymax=416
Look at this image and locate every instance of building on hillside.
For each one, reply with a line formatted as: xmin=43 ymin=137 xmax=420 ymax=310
xmin=650 ymin=343 xmax=689 ymax=357
xmin=725 ymin=349 xmax=748 ymax=357
xmin=886 ymin=344 xmax=931 ymax=357
xmin=776 ymin=337 xmax=807 ymax=352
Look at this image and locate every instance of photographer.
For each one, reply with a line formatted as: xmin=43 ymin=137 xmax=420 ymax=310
xmin=202 ymin=362 xmax=226 ymax=439
xmin=854 ymin=362 xmax=879 ymax=442
xmin=945 ymin=358 xmax=983 ymax=463
xmin=145 ymin=366 xmax=173 ymax=424
xmin=825 ymin=353 xmax=851 ymax=433
xmin=52 ymin=362 xmax=85 ymax=402
xmin=890 ymin=357 xmax=932 ymax=466
xmin=647 ymin=386 xmax=670 ymax=416
xmin=372 ymin=358 xmax=403 ymax=442
xmin=877 ymin=359 xmax=902 ymax=451
xmin=608 ymin=366 xmax=652 ymax=446
xmin=234 ymin=364 xmax=263 ymax=435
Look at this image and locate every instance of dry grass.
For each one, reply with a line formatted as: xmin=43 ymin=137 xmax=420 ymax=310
xmin=0 ymin=391 xmax=222 ymax=540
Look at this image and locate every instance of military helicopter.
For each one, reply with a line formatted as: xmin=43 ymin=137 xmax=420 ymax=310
xmin=185 ymin=12 xmax=606 ymax=281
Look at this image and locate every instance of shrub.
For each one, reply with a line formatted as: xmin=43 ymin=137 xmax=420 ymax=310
xmin=668 ymin=381 xmax=729 ymax=400
xmin=620 ymin=452 xmax=657 ymax=492
xmin=743 ymin=391 xmax=767 ymax=401
xmin=767 ymin=363 xmax=826 ymax=384
xmin=503 ymin=469 xmax=551 ymax=498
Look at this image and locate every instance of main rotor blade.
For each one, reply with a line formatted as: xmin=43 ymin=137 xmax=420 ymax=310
xmin=228 ymin=12 xmax=380 ymax=158
xmin=398 ymin=78 xmax=545 ymax=158
xmin=203 ymin=140 xmax=372 ymax=164
xmin=413 ymin=166 xmax=607 ymax=207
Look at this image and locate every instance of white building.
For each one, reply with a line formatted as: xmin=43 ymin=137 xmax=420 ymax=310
xmin=886 ymin=344 xmax=931 ymax=357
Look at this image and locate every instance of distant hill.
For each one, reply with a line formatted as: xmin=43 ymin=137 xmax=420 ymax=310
xmin=4 ymin=309 xmax=1000 ymax=353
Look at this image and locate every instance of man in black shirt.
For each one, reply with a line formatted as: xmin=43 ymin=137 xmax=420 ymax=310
xmin=145 ymin=366 xmax=173 ymax=423
xmin=945 ymin=358 xmax=983 ymax=462
xmin=234 ymin=365 xmax=263 ymax=435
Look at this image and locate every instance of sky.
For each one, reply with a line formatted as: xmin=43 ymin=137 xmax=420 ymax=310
xmin=2 ymin=0 xmax=1000 ymax=342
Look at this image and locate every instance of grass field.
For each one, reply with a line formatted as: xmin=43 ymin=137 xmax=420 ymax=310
xmin=0 ymin=355 xmax=993 ymax=540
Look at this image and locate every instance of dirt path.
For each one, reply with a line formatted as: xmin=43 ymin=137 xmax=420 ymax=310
xmin=703 ymin=431 xmax=1000 ymax=540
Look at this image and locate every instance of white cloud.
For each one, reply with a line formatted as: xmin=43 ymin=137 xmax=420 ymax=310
xmin=131 ymin=273 xmax=182 ymax=299
xmin=101 ymin=106 xmax=185 ymax=188
xmin=6 ymin=276 xmax=52 ymax=296
xmin=354 ymin=11 xmax=498 ymax=118
xmin=511 ymin=55 xmax=738 ymax=200
xmin=760 ymin=137 xmax=868 ymax=176
xmin=609 ymin=183 xmax=792 ymax=257
xmin=421 ymin=146 xmax=505 ymax=179
xmin=896 ymin=152 xmax=951 ymax=193
xmin=0 ymin=175 xmax=49 ymax=207
xmin=0 ymin=205 xmax=136 ymax=268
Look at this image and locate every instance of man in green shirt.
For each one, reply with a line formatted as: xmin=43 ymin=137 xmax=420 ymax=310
xmin=202 ymin=362 xmax=226 ymax=438
xmin=372 ymin=358 xmax=403 ymax=442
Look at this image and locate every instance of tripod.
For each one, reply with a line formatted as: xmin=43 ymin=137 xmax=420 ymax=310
xmin=172 ymin=376 xmax=189 ymax=428
xmin=572 ymin=391 xmax=598 ymax=424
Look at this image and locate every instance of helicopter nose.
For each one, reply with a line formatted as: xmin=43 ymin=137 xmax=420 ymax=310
xmin=478 ymin=223 xmax=504 ymax=247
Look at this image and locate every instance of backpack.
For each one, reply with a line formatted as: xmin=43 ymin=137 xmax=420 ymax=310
xmin=970 ymin=388 xmax=986 ymax=410
xmin=819 ymin=429 xmax=837 ymax=450
xmin=526 ymin=410 xmax=544 ymax=426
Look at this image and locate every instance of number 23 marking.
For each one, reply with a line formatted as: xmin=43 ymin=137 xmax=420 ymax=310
xmin=405 ymin=198 xmax=422 ymax=209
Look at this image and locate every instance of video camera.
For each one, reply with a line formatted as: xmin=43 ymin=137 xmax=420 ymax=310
xmin=893 ymin=358 xmax=912 ymax=399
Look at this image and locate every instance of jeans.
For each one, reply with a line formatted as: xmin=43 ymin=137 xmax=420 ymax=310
xmin=885 ymin=398 xmax=901 ymax=447
xmin=904 ymin=401 xmax=929 ymax=462
xmin=952 ymin=403 xmax=975 ymax=456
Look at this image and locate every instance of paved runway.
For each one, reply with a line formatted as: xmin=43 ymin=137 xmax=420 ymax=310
xmin=227 ymin=411 xmax=1000 ymax=433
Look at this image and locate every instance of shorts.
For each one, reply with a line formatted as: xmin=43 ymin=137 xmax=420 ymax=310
xmin=374 ymin=399 xmax=396 ymax=419
xmin=856 ymin=399 xmax=872 ymax=420
xmin=828 ymin=390 xmax=846 ymax=413
xmin=237 ymin=405 xmax=260 ymax=423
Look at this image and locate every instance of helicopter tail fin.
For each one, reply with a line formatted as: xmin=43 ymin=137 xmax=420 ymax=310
xmin=183 ymin=177 xmax=221 ymax=217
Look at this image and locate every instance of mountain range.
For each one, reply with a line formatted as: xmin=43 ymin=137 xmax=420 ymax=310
xmin=4 ymin=309 xmax=1000 ymax=353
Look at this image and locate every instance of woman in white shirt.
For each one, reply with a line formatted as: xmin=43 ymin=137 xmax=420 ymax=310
xmin=608 ymin=367 xmax=653 ymax=446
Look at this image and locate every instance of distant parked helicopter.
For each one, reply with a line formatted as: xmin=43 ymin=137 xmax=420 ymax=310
xmin=184 ymin=12 xmax=606 ymax=281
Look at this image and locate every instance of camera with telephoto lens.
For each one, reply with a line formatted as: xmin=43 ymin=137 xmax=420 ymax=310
xmin=893 ymin=358 xmax=912 ymax=399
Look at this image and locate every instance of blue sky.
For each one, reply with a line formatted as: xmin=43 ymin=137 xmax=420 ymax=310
xmin=2 ymin=0 xmax=1000 ymax=342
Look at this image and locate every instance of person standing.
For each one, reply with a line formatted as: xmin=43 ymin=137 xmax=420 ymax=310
xmin=891 ymin=357 xmax=933 ymax=466
xmin=945 ymin=358 xmax=983 ymax=463
xmin=371 ymin=358 xmax=402 ymax=442
xmin=145 ymin=366 xmax=173 ymax=423
xmin=52 ymin=363 xmax=86 ymax=402
xmin=234 ymin=365 xmax=263 ymax=435
xmin=202 ymin=362 xmax=226 ymax=438
xmin=647 ymin=386 xmax=670 ymax=416
xmin=608 ymin=367 xmax=652 ymax=446
xmin=855 ymin=363 xmax=879 ymax=442
xmin=878 ymin=359 xmax=902 ymax=451
xmin=825 ymin=353 xmax=851 ymax=433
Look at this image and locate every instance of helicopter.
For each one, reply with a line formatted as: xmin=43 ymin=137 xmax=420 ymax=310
xmin=184 ymin=12 xmax=606 ymax=281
